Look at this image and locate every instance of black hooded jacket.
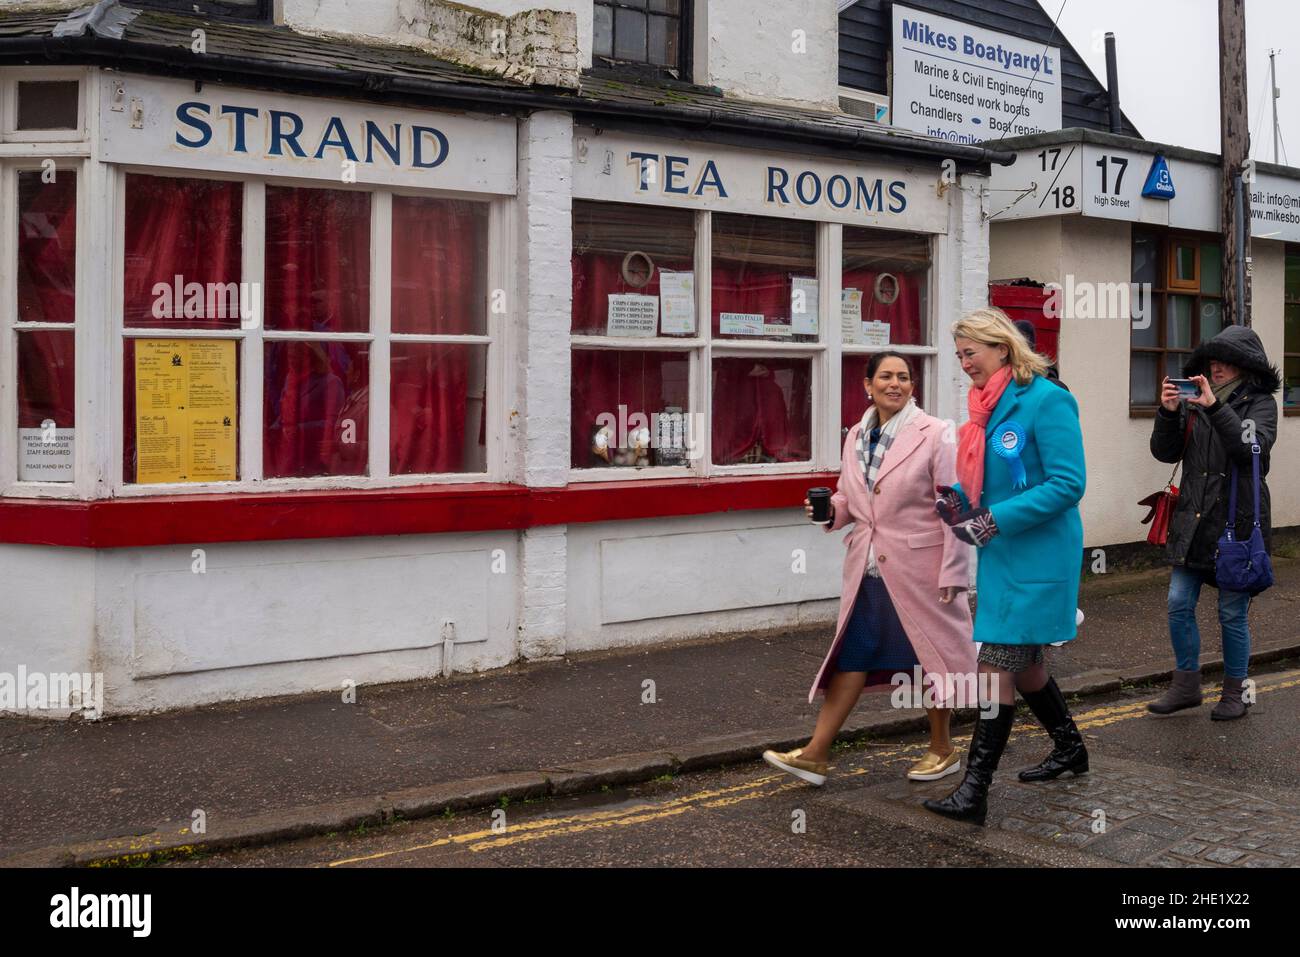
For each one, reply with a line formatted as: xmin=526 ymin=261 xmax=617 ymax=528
xmin=1150 ymin=325 xmax=1280 ymax=574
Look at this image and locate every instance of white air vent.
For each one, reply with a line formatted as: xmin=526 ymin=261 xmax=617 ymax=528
xmin=838 ymin=86 xmax=890 ymax=124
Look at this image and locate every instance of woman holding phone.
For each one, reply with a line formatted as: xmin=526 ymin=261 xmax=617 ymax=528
xmin=763 ymin=351 xmax=977 ymax=787
xmin=1148 ymin=325 xmax=1279 ymax=720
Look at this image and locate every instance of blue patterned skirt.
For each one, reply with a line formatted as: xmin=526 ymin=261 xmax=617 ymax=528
xmin=836 ymin=574 xmax=920 ymax=678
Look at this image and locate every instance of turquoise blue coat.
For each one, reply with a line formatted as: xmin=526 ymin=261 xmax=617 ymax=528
xmin=955 ymin=374 xmax=1086 ymax=645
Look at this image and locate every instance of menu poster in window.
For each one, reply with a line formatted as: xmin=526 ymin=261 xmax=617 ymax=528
xmin=841 ymin=289 xmax=864 ymax=344
xmin=607 ymin=294 xmax=659 ymax=338
xmin=862 ymin=321 xmax=891 ymax=348
xmin=135 ymin=339 xmax=237 ymax=484
xmin=658 ymin=271 xmax=696 ymax=335
xmin=719 ymin=312 xmax=765 ymax=336
xmin=790 ymin=277 xmax=819 ymax=335
xmin=18 ymin=424 xmax=74 ymax=481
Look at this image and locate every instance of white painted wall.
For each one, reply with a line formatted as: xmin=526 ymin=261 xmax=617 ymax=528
xmin=697 ymin=0 xmax=840 ymax=110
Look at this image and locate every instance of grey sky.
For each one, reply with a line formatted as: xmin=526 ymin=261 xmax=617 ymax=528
xmin=1041 ymin=0 xmax=1298 ymax=164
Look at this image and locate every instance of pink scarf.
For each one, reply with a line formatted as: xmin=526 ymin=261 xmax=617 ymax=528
xmin=956 ymin=365 xmax=1014 ymax=509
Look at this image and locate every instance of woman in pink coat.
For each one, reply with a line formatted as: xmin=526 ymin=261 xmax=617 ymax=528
xmin=763 ymin=352 xmax=977 ymax=786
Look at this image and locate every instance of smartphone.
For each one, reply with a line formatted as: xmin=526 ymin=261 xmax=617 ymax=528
xmin=1168 ymin=378 xmax=1200 ymax=399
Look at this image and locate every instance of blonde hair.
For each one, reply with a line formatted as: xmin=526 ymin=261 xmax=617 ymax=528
xmin=951 ymin=307 xmax=1050 ymax=385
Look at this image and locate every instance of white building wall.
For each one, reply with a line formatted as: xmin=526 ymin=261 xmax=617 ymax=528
xmin=696 ymin=0 xmax=840 ymax=110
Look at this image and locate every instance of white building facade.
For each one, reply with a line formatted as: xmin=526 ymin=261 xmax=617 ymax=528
xmin=0 ymin=0 xmax=1002 ymax=717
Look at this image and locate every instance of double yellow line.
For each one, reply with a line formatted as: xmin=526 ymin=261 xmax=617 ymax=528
xmin=327 ymin=669 xmax=1300 ymax=866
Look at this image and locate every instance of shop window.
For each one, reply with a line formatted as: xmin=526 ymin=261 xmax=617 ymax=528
xmin=124 ymin=174 xmax=243 ymax=329
xmin=15 ymin=81 xmax=80 ymax=132
xmin=573 ymin=202 xmax=695 ymax=338
xmin=118 ymin=173 xmax=492 ymax=488
xmin=712 ymin=214 xmax=817 ymax=344
xmin=1130 ymin=231 xmax=1223 ymax=410
xmin=572 ymin=350 xmax=691 ymax=468
xmin=1285 ymin=246 xmax=1300 ymax=410
xmin=712 ymin=356 xmax=812 ymax=465
xmin=15 ymin=169 xmax=77 ymax=482
xmin=593 ymin=0 xmax=689 ymax=78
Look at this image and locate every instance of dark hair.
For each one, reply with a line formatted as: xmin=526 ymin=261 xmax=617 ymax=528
xmin=864 ymin=351 xmax=914 ymax=380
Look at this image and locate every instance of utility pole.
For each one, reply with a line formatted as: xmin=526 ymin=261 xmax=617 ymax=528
xmin=1219 ymin=0 xmax=1250 ymax=326
xmin=1270 ymin=49 xmax=1281 ymax=164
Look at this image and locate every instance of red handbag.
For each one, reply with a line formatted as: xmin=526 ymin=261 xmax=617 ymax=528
xmin=1138 ymin=416 xmax=1194 ymax=546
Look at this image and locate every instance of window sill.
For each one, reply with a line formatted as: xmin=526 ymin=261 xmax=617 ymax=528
xmin=0 ymin=471 xmax=838 ymax=548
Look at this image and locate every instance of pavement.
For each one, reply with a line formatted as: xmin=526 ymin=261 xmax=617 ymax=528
xmin=2 ymin=558 xmax=1299 ymax=868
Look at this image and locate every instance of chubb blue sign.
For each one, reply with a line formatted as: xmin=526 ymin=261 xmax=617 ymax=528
xmin=1141 ymin=155 xmax=1176 ymax=200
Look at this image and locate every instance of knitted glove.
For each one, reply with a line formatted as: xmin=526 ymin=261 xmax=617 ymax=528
xmin=951 ymin=507 xmax=999 ymax=547
xmin=934 ymin=485 xmax=965 ymax=525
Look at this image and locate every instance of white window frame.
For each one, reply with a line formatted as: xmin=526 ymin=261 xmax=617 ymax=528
xmin=568 ymin=207 xmax=937 ymax=482
xmin=0 ymin=67 xmax=94 ymax=500
xmin=107 ymin=165 xmax=507 ymax=496
xmin=0 ymin=67 xmax=88 ymax=144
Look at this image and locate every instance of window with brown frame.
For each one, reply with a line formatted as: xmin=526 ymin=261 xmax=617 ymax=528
xmin=1285 ymin=245 xmax=1299 ymax=410
xmin=1130 ymin=230 xmax=1224 ymax=410
xmin=592 ymin=1 xmax=690 ymax=79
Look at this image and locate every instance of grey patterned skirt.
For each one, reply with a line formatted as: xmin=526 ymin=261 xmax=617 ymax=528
xmin=977 ymin=641 xmax=1047 ymax=672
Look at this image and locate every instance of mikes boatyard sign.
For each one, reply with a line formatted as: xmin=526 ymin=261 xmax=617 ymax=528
xmin=98 ymin=75 xmax=517 ymax=193
xmin=891 ymin=3 xmax=1062 ymax=145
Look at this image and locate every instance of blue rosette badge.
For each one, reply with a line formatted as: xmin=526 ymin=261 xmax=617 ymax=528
xmin=992 ymin=421 xmax=1028 ymax=489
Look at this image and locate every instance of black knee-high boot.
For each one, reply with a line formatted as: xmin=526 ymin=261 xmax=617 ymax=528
xmin=922 ymin=705 xmax=1015 ymax=826
xmin=1017 ymin=676 xmax=1088 ymax=782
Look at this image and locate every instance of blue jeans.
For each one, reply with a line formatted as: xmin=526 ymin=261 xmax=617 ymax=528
xmin=1167 ymin=566 xmax=1252 ymax=678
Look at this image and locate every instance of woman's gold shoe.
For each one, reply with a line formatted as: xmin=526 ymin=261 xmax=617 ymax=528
xmin=907 ymin=750 xmax=961 ymax=781
xmin=762 ymin=747 xmax=828 ymax=786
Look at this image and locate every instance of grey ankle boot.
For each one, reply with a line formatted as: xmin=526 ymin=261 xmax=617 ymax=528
xmin=1147 ymin=669 xmax=1203 ymax=715
xmin=1211 ymin=676 xmax=1250 ymax=721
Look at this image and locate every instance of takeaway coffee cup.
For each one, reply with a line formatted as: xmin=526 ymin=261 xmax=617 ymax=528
xmin=808 ymin=487 xmax=832 ymax=525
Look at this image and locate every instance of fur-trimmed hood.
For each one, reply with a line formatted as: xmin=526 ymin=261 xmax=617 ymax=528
xmin=1182 ymin=324 xmax=1281 ymax=394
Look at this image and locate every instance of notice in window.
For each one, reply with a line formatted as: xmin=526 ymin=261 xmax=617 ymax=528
xmin=719 ymin=312 xmax=765 ymax=336
xmin=658 ymin=271 xmax=696 ymax=335
xmin=18 ymin=425 xmax=74 ymax=481
xmin=790 ymin=277 xmax=819 ymax=335
xmin=862 ymin=321 xmax=891 ymax=348
xmin=841 ymin=289 xmax=863 ymax=344
xmin=607 ymin=294 xmax=659 ymax=337
xmin=135 ymin=338 xmax=237 ymax=484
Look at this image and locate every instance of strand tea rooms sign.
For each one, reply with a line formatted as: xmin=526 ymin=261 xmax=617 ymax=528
xmin=98 ymin=75 xmax=517 ymax=193
xmin=891 ymin=3 xmax=1062 ymax=145
xmin=573 ymin=128 xmax=947 ymax=233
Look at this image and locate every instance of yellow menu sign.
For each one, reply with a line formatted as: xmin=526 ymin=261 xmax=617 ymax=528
xmin=135 ymin=339 xmax=237 ymax=484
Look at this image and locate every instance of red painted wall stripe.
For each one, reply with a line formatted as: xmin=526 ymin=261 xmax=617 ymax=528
xmin=0 ymin=473 xmax=839 ymax=548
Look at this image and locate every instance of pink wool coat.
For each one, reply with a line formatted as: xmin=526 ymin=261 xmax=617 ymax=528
xmin=809 ymin=411 xmax=977 ymax=705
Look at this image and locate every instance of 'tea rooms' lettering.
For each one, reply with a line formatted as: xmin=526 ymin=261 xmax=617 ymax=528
xmin=627 ymin=151 xmax=907 ymax=216
xmin=175 ymin=102 xmax=449 ymax=169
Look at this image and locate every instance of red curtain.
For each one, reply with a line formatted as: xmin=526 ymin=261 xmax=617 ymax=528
xmin=262 ymin=187 xmax=371 ymax=477
xmin=710 ymin=262 xmax=796 ymax=335
xmin=571 ymin=350 xmax=689 ymax=467
xmin=391 ymin=343 xmax=485 ymax=474
xmin=712 ymin=357 xmax=812 ymax=464
xmin=123 ymin=175 xmax=242 ymax=328
xmin=264 ymin=341 xmax=369 ymax=478
xmin=572 ymin=251 xmax=692 ymax=336
xmin=17 ymin=170 xmax=76 ymax=324
xmin=265 ymin=186 xmax=369 ymax=332
xmin=392 ymin=196 xmax=485 ymax=335
xmin=842 ymin=268 xmax=924 ymax=345
xmin=18 ymin=330 xmax=74 ymax=430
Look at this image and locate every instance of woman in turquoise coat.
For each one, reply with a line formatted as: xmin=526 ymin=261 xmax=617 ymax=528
xmin=922 ymin=308 xmax=1089 ymax=826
